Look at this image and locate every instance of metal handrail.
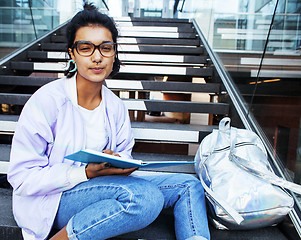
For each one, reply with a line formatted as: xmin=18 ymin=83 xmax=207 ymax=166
xmin=192 ymin=17 xmax=301 ymax=238
xmin=0 ymin=21 xmax=69 ymax=67
xmin=28 ymin=0 xmax=37 ymax=39
xmin=101 ymin=0 xmax=109 ymax=11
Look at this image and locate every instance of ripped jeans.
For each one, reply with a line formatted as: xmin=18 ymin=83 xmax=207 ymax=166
xmin=53 ymin=173 xmax=210 ymax=240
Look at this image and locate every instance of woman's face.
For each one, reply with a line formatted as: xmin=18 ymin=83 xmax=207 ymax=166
xmin=69 ymin=25 xmax=115 ymax=84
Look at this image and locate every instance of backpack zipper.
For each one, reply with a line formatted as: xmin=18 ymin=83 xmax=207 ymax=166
xmin=212 ymin=142 xmax=256 ymax=153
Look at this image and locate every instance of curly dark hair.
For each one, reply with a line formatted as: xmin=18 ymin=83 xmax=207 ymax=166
xmin=65 ymin=2 xmax=121 ymax=78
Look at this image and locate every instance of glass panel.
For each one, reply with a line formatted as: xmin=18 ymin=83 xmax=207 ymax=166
xmin=178 ymin=0 xmax=301 ymax=204
xmin=0 ymin=0 xmax=109 ymax=60
xmin=107 ymin=0 xmax=172 ymax=18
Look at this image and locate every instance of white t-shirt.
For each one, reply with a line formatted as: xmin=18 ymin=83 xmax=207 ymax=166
xmin=66 ymin=75 xmax=108 ymax=151
xmin=65 ymin=75 xmax=109 ymax=184
xmin=78 ymin=103 xmax=108 ymax=151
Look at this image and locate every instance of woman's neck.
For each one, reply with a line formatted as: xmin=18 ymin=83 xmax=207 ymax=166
xmin=76 ymin=77 xmax=103 ymax=110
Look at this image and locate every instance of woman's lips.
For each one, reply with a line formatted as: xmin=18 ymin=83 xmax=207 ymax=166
xmin=90 ymin=67 xmax=104 ymax=73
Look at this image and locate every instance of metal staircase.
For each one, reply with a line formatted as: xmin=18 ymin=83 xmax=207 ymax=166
xmin=0 ymin=17 xmax=227 ymax=174
xmin=0 ymin=17 xmax=297 ymax=240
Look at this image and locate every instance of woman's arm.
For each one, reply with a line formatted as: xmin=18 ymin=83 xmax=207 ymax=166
xmin=7 ymin=95 xmax=74 ymax=197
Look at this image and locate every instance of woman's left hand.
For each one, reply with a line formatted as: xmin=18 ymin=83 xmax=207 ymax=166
xmin=85 ymin=149 xmax=138 ymax=179
xmin=102 ymin=149 xmax=120 ymax=157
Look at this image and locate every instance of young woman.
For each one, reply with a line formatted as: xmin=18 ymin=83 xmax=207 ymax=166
xmin=7 ymin=3 xmax=210 ymax=240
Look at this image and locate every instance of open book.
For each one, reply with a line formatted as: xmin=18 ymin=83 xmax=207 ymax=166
xmin=65 ymin=149 xmax=195 ymax=169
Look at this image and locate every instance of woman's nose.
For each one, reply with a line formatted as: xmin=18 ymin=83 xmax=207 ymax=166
xmin=92 ymin=48 xmax=103 ymax=62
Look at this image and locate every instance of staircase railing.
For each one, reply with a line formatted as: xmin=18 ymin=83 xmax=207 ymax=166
xmin=0 ymin=21 xmax=68 ymax=71
xmin=193 ymin=16 xmax=301 ymax=239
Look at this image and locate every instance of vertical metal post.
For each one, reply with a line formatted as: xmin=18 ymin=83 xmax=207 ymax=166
xmin=162 ymin=0 xmax=170 ymax=18
xmin=133 ymin=0 xmax=140 ymax=17
xmin=28 ymin=0 xmax=38 ymax=39
xmin=122 ymin=0 xmax=129 ymax=17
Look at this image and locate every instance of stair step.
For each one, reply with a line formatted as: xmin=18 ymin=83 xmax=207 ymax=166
xmin=0 ymin=143 xmax=196 ymax=171
xmin=123 ymin=99 xmax=228 ymax=114
xmin=114 ymin=17 xmax=190 ymax=23
xmin=119 ymin=54 xmax=207 ymax=64
xmin=40 ymin=43 xmax=203 ymax=55
xmin=0 ymin=76 xmax=220 ymax=93
xmin=0 ymin=120 xmax=216 ymax=174
xmin=51 ymin=35 xmax=201 ymax=45
xmin=27 ymin=51 xmax=207 ymax=64
xmin=0 ymin=186 xmax=292 ymax=240
xmin=126 ymin=31 xmax=197 ymax=38
xmin=10 ymin=62 xmax=213 ymax=77
xmin=0 ymin=148 xmax=195 ymax=175
xmin=0 ymin=115 xmax=216 ymax=144
xmin=119 ymin=65 xmax=212 ymax=76
xmin=105 ymin=79 xmax=220 ymax=93
xmin=57 ymin=30 xmax=196 ymax=39
xmin=131 ymin=122 xmax=216 ymax=143
xmin=0 ymin=75 xmax=55 ymax=86
xmin=0 ymin=92 xmax=228 ymax=114
xmin=115 ymin=21 xmax=193 ymax=28
xmin=0 ymin=144 xmax=11 ymax=161
xmin=131 ymin=152 xmax=195 ymax=173
xmin=115 ymin=25 xmax=195 ymax=33
xmin=0 ymin=188 xmax=22 ymax=239
xmin=117 ymin=37 xmax=200 ymax=45
xmin=0 ymin=144 xmax=11 ymax=174
xmin=0 ymin=93 xmax=31 ymax=105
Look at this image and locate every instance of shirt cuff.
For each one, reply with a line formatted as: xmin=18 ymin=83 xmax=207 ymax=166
xmin=68 ymin=165 xmax=88 ymax=187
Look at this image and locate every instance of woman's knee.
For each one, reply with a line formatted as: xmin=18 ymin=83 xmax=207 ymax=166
xmin=133 ymin=178 xmax=164 ymax=216
xmin=118 ymin=177 xmax=164 ymax=227
xmin=169 ymin=173 xmax=205 ymax=196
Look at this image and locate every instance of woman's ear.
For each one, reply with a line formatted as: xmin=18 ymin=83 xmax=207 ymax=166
xmin=69 ymin=48 xmax=75 ymax=61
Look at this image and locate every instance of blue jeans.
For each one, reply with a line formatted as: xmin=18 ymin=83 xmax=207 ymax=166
xmin=53 ymin=173 xmax=210 ymax=240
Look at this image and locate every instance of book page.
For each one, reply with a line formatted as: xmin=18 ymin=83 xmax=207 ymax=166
xmin=84 ymin=149 xmax=143 ymax=165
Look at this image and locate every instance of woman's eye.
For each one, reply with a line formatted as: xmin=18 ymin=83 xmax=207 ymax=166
xmin=79 ymin=45 xmax=92 ymax=51
xmin=101 ymin=45 xmax=113 ymax=51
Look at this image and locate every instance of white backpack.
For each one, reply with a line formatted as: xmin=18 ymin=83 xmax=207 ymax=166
xmin=194 ymin=117 xmax=301 ymax=230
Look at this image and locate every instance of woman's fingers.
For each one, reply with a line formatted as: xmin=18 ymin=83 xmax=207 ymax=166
xmin=85 ymin=150 xmax=137 ymax=178
xmin=102 ymin=149 xmax=121 ymax=157
xmin=99 ymin=167 xmax=138 ymax=176
xmin=85 ymin=163 xmax=138 ymax=178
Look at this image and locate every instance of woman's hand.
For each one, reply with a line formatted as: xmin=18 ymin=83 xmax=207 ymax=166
xmin=85 ymin=149 xmax=138 ymax=179
xmin=102 ymin=149 xmax=120 ymax=157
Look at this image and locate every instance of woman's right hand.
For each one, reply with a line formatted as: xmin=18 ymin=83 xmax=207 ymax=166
xmin=85 ymin=162 xmax=137 ymax=179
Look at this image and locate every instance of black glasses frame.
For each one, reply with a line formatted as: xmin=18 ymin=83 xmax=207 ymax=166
xmin=72 ymin=41 xmax=117 ymax=57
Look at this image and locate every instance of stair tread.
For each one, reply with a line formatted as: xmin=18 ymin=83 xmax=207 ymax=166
xmin=0 ymin=147 xmax=195 ymax=175
xmin=39 ymin=43 xmax=203 ymax=54
xmin=0 ymin=76 xmax=220 ymax=93
xmin=10 ymin=62 xmax=213 ymax=77
xmin=0 ymin=114 xmax=217 ymax=133
xmin=0 ymin=93 xmax=228 ymax=114
xmin=113 ymin=17 xmax=191 ymax=23
xmin=51 ymin=35 xmax=201 ymax=45
xmin=27 ymin=51 xmax=208 ymax=64
xmin=0 ymin=186 xmax=290 ymax=240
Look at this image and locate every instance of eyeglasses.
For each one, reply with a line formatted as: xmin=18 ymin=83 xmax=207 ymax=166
xmin=72 ymin=41 xmax=117 ymax=57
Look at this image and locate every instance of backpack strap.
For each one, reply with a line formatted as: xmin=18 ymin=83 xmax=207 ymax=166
xmin=229 ymin=128 xmax=301 ymax=195
xmin=198 ymin=141 xmax=244 ymax=224
xmin=230 ymin=153 xmax=301 ymax=195
xmin=230 ymin=127 xmax=237 ymax=153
